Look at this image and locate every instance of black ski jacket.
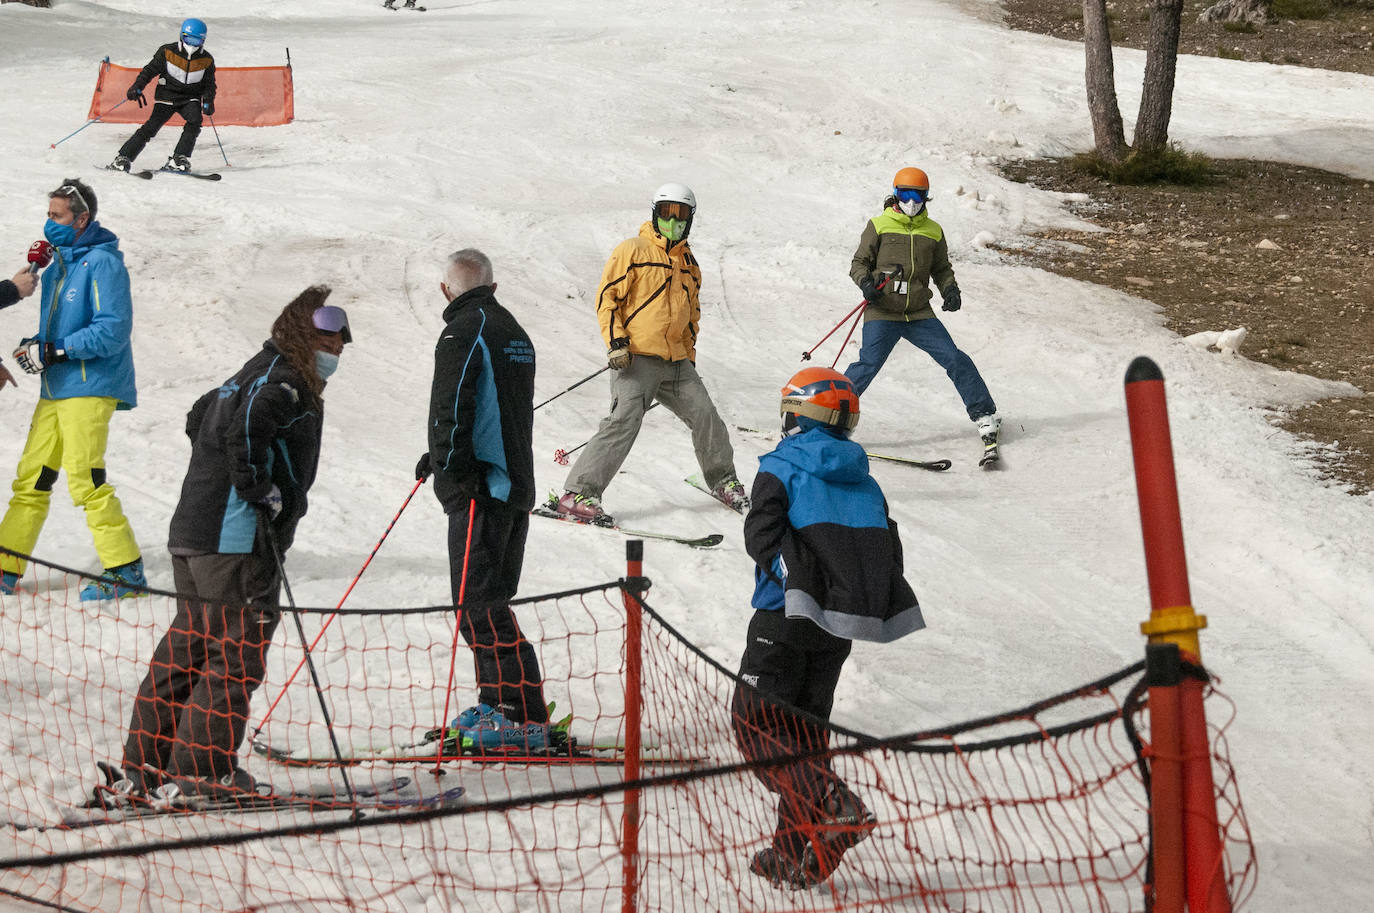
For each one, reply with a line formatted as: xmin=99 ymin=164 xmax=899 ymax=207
xmin=131 ymin=42 xmax=217 ymax=108
xmin=168 ymin=341 xmax=323 ymax=555
xmin=426 ymin=286 xmax=537 ymax=513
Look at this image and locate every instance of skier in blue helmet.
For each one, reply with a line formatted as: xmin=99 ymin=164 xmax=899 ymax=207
xmin=108 ymin=18 xmax=217 ymax=174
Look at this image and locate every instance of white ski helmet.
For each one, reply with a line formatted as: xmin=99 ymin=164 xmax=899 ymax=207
xmin=650 ymin=182 xmax=697 ymax=242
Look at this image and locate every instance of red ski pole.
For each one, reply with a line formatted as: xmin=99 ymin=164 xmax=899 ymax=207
xmin=249 ymin=478 xmax=427 ymax=743
xmin=800 ymin=271 xmax=899 ymax=362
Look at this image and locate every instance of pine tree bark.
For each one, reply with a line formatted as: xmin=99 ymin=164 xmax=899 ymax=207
xmin=1135 ymin=0 xmax=1185 ymax=150
xmin=1083 ymin=0 xmax=1127 ymax=163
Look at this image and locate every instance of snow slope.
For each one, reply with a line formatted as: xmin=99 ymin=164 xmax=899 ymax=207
xmin=1 ymin=0 xmax=1372 ymax=909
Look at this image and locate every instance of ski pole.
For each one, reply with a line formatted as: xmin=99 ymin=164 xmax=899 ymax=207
xmin=799 ymin=271 xmax=899 ymax=362
xmin=555 ymin=401 xmax=660 ymax=465
xmin=251 ymin=478 xmax=426 ymax=740
xmin=535 ymin=365 xmax=609 ymax=411
xmin=434 ymin=497 xmax=477 ymax=774
xmin=48 ymin=98 xmax=130 ymax=149
xmin=829 ymin=305 xmax=867 ymax=370
xmin=262 ymin=518 xmax=360 ymax=812
xmin=207 ymin=113 xmax=230 ymax=166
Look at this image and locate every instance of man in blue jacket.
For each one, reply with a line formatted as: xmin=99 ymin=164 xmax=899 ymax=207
xmin=0 ymin=179 xmax=145 ymax=600
xmin=732 ymin=367 xmax=924 ymax=889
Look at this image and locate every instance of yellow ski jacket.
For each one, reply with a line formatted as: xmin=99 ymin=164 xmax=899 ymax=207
xmin=595 ymin=222 xmax=702 ymax=363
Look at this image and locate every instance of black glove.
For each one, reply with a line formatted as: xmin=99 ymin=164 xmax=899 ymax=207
xmin=941 ymin=285 xmax=962 ymax=312
xmin=13 ymin=339 xmax=67 ymax=374
xmin=608 ymin=338 xmax=632 ymax=371
xmin=202 ymin=99 xmax=214 ymax=116
xmin=126 ymin=86 xmax=146 ymax=107
xmin=415 ymin=452 xmax=433 ymax=482
xmin=859 ymin=278 xmax=880 ymax=304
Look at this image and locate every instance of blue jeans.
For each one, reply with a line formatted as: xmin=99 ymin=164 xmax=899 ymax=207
xmin=843 ymin=318 xmax=995 ymax=420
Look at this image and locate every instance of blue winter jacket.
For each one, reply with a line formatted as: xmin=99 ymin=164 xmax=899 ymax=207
xmin=744 ymin=427 xmax=924 ymax=643
xmin=34 ymin=221 xmax=137 ymax=408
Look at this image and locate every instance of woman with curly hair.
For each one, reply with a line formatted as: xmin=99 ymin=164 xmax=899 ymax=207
xmin=110 ymin=285 xmax=352 ymax=804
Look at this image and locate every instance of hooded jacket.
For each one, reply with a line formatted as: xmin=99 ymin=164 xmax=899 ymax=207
xmin=595 ymin=222 xmax=702 ymax=363
xmin=426 ymin=286 xmax=537 ymax=513
xmin=168 ymin=341 xmax=322 ymax=555
xmin=34 ymin=220 xmax=137 ymax=408
xmin=744 ymin=427 xmax=924 ymax=643
xmin=849 ymin=207 xmax=957 ymax=323
xmin=131 ymin=42 xmax=217 ymax=108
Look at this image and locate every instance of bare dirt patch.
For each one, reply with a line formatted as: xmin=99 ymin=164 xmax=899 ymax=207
xmin=1000 ymin=0 xmax=1374 ymax=74
xmin=994 ymin=3 xmax=1374 ymax=495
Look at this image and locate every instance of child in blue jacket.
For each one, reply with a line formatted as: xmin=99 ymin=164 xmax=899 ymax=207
xmin=732 ymin=366 xmax=924 ymax=889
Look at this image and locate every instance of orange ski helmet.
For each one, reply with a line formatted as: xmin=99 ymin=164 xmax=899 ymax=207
xmin=780 ymin=367 xmax=860 ymax=432
xmin=892 ymin=167 xmax=929 ymax=192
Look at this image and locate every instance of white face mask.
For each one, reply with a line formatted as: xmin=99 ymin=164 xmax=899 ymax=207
xmin=315 ymin=350 xmax=340 ymax=380
xmin=898 ymin=198 xmax=925 ymax=217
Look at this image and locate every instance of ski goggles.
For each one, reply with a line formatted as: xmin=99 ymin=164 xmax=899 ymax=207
xmin=894 ymin=187 xmax=928 ymax=204
xmin=51 ymin=181 xmax=92 ymax=216
xmin=312 ymin=305 xmax=352 ymax=344
xmin=654 ymin=201 xmax=692 ymax=221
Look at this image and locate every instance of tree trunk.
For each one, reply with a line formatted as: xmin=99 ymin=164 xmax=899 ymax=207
xmin=0 ymin=1 xmax=54 ymax=7
xmin=1083 ymin=0 xmax=1127 ymax=163
xmin=1135 ymin=0 xmax=1185 ymax=150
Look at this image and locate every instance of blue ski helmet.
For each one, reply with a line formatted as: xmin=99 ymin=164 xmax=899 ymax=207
xmin=180 ymin=18 xmax=208 ymax=48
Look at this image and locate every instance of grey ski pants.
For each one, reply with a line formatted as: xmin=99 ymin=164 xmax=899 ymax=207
xmin=564 ymin=355 xmax=736 ymax=499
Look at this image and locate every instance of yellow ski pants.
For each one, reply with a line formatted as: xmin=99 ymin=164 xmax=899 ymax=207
xmin=0 ymin=397 xmax=140 ymax=575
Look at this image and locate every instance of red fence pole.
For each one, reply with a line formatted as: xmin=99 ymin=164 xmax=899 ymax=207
xmin=1145 ymin=643 xmax=1186 ymax=913
xmin=620 ymin=540 xmax=644 ymax=913
xmin=1124 ymin=356 xmax=1231 ymax=913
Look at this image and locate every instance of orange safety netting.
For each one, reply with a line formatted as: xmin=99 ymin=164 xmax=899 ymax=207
xmin=0 ymin=551 xmax=1256 ymax=913
xmin=86 ymin=58 xmax=293 ymax=127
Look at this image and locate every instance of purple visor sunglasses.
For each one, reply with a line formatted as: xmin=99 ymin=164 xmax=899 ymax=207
xmin=312 ymin=305 xmax=352 ymax=343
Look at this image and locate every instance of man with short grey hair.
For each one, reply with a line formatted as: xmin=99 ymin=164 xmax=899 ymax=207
xmin=414 ymin=249 xmax=552 ymax=751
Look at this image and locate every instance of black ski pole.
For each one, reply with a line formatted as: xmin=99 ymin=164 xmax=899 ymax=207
xmin=555 ymin=401 xmax=660 ymax=465
xmin=207 ymin=113 xmax=230 ymax=166
xmin=262 ymin=517 xmax=361 ymax=814
xmin=535 ymin=365 xmax=609 ymax=411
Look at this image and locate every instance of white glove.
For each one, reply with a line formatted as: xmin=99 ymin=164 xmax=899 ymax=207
xmin=13 ymin=339 xmax=65 ymax=375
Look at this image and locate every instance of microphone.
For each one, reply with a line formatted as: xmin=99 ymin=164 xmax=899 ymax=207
xmin=27 ymin=240 xmax=54 ymax=274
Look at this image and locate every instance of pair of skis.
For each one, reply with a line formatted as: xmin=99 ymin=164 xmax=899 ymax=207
xmin=102 ymin=163 xmax=222 ymax=181
xmin=252 ymin=729 xmax=707 ymax=769
xmin=533 ymin=445 xmax=959 ymax=548
xmin=41 ymin=775 xmax=463 ymax=832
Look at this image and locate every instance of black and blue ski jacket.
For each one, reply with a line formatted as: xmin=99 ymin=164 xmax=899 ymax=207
xmin=744 ymin=427 xmax=924 ymax=643
xmin=426 ymin=285 xmax=537 ymax=513
xmin=168 ymin=341 xmax=322 ymax=555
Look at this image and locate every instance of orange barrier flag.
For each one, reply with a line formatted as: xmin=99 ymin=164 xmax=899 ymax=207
xmin=86 ymin=57 xmax=294 ymax=127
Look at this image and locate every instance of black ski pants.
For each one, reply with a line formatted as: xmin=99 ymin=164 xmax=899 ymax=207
xmin=447 ymin=498 xmax=547 ymax=724
xmin=122 ymin=551 xmax=281 ymax=785
xmin=118 ymin=98 xmax=204 ymax=162
xmin=731 ymin=609 xmax=852 ymax=860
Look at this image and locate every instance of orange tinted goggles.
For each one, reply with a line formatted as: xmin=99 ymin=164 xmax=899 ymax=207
xmin=655 ymin=201 xmax=692 ymax=221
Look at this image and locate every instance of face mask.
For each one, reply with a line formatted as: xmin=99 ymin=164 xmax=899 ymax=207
xmin=898 ymin=198 xmax=925 ymax=217
xmin=44 ymin=219 xmax=77 ymax=247
xmin=656 ymin=217 xmax=687 ymax=242
xmin=315 ymin=350 xmax=340 ymax=380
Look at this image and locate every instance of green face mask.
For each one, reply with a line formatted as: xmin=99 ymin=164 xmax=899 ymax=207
xmin=656 ymin=216 xmax=687 ymax=241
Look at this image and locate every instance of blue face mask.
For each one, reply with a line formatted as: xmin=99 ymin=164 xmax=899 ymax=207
xmin=44 ymin=219 xmax=77 ymax=248
xmin=315 ymin=350 xmax=340 ymax=380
